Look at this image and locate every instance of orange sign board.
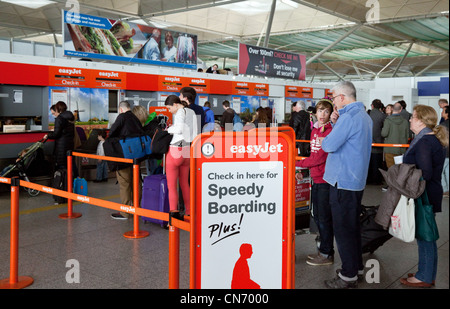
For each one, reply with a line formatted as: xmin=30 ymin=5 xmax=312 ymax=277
xmin=285 ymin=86 xmax=313 ymax=98
xmin=49 ymin=66 xmax=126 ymax=89
xmin=49 ymin=66 xmax=90 ymax=88
xmin=232 ymin=81 xmax=252 ymax=95
xmin=253 ymin=83 xmax=269 ymax=96
xmin=91 ymin=70 xmax=127 ymax=89
xmin=185 ymin=77 xmax=210 ymax=93
xmin=158 ymin=75 xmax=184 ymax=92
xmin=149 ymin=106 xmax=173 ymax=127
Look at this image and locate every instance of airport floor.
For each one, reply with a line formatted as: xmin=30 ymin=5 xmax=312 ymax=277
xmin=0 ymin=178 xmax=448 ymax=290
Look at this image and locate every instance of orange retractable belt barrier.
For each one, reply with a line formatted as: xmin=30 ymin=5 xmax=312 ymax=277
xmin=0 ymin=150 xmax=190 ymax=289
xmin=0 ymin=177 xmax=34 ymax=289
xmin=295 ymin=140 xmax=410 ymax=161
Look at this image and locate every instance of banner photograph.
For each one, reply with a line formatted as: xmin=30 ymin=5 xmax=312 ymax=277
xmin=239 ymin=43 xmax=306 ymax=80
xmin=63 ymin=11 xmax=197 ymax=69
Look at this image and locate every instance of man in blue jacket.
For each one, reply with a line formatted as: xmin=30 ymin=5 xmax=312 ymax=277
xmin=321 ymin=81 xmax=373 ymax=288
xmin=203 ymin=101 xmax=215 ymax=132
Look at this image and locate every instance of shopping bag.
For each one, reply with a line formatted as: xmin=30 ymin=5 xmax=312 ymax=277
xmin=415 ymin=190 xmax=439 ymax=242
xmin=389 ymin=195 xmax=415 ymax=243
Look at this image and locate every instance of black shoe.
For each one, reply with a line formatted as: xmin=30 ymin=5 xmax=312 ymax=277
xmin=102 ymin=178 xmax=108 ymax=182
xmin=111 ymin=212 xmax=129 ymax=220
xmin=324 ymin=276 xmax=358 ymax=289
xmin=336 ymin=269 xmax=364 ymax=282
xmin=93 ymin=179 xmax=102 ymax=183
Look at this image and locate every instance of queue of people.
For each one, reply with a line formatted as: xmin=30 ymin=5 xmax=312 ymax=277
xmin=294 ymin=82 xmax=448 ymax=289
xmin=46 ymin=82 xmax=448 ymax=289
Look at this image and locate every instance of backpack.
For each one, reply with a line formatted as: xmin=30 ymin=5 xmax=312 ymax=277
xmin=232 ymin=113 xmax=243 ymax=132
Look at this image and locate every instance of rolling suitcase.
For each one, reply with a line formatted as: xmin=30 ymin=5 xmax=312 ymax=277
xmin=360 ymin=205 xmax=392 ymax=254
xmin=141 ymin=173 xmax=170 ymax=227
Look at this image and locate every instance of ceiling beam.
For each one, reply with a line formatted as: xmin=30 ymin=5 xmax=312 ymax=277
xmin=376 ymin=58 xmax=397 ymax=78
xmin=263 ymin=0 xmax=277 ymax=48
xmin=139 ymin=0 xmax=248 ymax=19
xmin=306 ymin=24 xmax=362 ymax=65
xmin=392 ymin=42 xmax=414 ymax=77
xmin=318 ymin=59 xmax=345 ymax=81
xmin=415 ymin=53 xmax=449 ymax=77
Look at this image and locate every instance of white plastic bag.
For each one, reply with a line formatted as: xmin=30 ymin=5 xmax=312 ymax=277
xmin=389 ymin=195 xmax=415 ymax=243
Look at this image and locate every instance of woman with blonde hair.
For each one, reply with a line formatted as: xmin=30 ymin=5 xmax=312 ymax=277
xmin=132 ymin=105 xmax=148 ymax=126
xmin=400 ymin=104 xmax=448 ymax=288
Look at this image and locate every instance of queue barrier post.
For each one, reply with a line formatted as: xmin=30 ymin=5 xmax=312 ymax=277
xmin=124 ymin=159 xmax=150 ymax=239
xmin=59 ymin=151 xmax=82 ymax=219
xmin=0 ymin=177 xmax=34 ymax=289
xmin=168 ymin=212 xmax=182 ymax=289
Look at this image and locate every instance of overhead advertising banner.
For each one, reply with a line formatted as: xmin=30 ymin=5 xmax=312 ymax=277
xmin=239 ymin=43 xmax=306 ymax=80
xmin=62 ymin=10 xmax=197 ymax=70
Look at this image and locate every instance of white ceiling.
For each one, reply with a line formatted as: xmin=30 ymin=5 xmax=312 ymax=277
xmin=0 ymin=0 xmax=448 ymax=81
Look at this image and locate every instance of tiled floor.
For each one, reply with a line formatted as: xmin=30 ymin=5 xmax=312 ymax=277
xmin=0 ymin=179 xmax=448 ymax=289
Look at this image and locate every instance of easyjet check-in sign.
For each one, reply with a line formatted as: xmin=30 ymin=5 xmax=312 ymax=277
xmin=49 ymin=66 xmax=126 ymax=89
xmin=190 ymin=131 xmax=295 ymax=289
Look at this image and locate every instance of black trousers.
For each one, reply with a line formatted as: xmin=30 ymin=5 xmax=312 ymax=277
xmin=329 ymin=185 xmax=364 ymax=280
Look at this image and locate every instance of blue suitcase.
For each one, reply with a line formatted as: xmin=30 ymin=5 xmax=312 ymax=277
xmin=73 ymin=177 xmax=88 ymax=196
xmin=141 ymin=174 xmax=169 ymax=227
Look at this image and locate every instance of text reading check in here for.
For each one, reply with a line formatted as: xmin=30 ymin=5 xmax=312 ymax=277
xmin=208 ymin=171 xmax=276 ymax=180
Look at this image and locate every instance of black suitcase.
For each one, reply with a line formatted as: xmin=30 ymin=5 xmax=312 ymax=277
xmin=52 ymin=169 xmax=67 ymax=204
xmin=360 ymin=205 xmax=392 ymax=254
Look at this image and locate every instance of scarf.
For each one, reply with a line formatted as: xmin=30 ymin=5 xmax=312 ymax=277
xmin=404 ymin=127 xmax=432 ymax=156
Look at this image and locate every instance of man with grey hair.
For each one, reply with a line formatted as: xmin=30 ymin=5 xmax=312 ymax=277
xmin=107 ymin=101 xmax=144 ymax=220
xmin=321 ymin=81 xmax=373 ymax=288
xmin=289 ymin=100 xmax=311 ymax=156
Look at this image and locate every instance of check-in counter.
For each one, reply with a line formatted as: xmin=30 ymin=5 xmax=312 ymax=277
xmin=0 ymin=131 xmax=51 ymax=159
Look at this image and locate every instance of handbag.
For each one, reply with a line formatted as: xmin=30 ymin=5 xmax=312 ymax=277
xmin=389 ymin=195 xmax=415 ymax=243
xmin=103 ymin=135 xmax=151 ymax=171
xmin=151 ymin=129 xmax=173 ymax=155
xmin=118 ymin=135 xmax=152 ymax=159
xmin=415 ymin=190 xmax=439 ymax=242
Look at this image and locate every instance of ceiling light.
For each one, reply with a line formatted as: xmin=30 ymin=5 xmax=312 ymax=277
xmin=1 ymin=0 xmax=56 ymax=9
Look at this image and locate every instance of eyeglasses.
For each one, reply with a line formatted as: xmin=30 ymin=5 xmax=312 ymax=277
xmin=331 ymin=94 xmax=345 ymax=102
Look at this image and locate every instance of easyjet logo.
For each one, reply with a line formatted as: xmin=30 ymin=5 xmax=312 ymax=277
xmin=99 ymin=71 xmax=119 ymax=78
xmin=191 ymin=78 xmax=205 ymax=84
xmin=59 ymin=68 xmax=82 ymax=75
xmin=165 ymin=76 xmax=181 ymax=82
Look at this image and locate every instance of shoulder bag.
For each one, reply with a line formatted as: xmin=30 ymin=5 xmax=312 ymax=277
xmin=415 ymin=190 xmax=439 ymax=242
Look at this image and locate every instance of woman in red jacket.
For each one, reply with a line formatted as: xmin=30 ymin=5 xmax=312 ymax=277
xmin=296 ymin=99 xmax=334 ymax=266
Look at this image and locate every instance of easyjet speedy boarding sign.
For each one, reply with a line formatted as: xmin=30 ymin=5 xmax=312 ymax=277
xmin=191 ymin=131 xmax=294 ymax=289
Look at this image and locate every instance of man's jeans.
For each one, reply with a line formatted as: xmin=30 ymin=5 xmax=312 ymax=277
xmin=330 ymin=185 xmax=364 ymax=280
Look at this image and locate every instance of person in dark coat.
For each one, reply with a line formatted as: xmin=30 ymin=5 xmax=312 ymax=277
xmin=221 ymin=100 xmax=236 ymax=132
xmin=109 ymin=101 xmax=144 ymax=220
xmin=401 ymin=105 xmax=448 ymax=288
xmin=44 ymin=101 xmax=77 ymax=175
xmin=289 ymin=101 xmax=311 ymax=157
xmin=367 ymin=99 xmax=386 ymax=185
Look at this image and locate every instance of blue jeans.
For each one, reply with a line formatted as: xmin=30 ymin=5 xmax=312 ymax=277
xmin=416 ymin=239 xmax=438 ymax=284
xmin=311 ymin=183 xmax=334 ymax=257
xmin=96 ymin=161 xmax=108 ymax=180
xmin=330 ymin=186 xmax=364 ymax=280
